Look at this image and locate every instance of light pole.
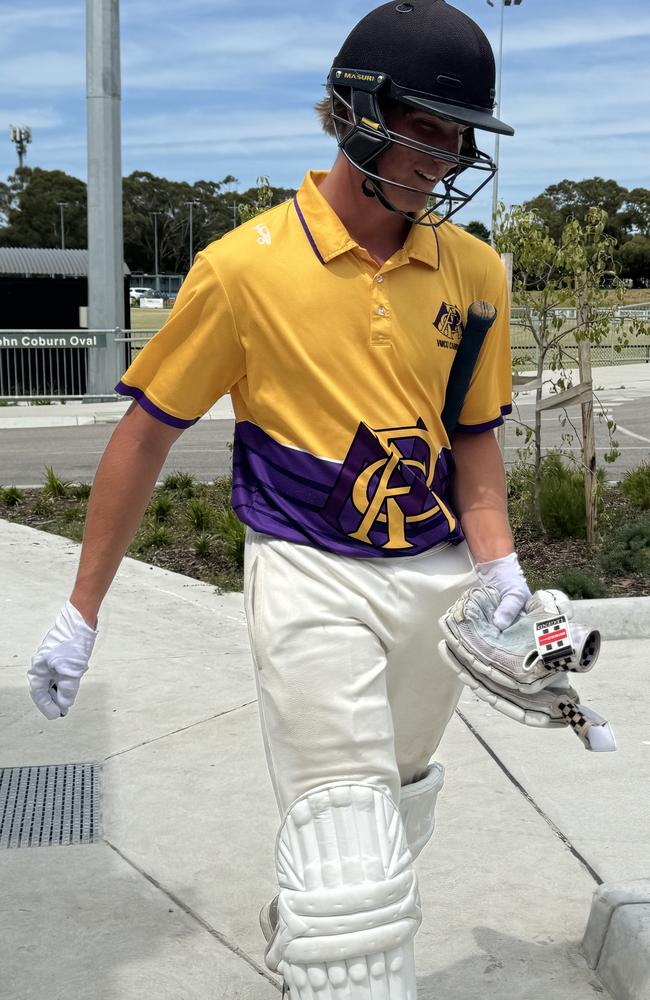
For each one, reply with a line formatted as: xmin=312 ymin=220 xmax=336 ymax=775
xmin=184 ymin=200 xmax=200 ymax=268
xmin=487 ymin=0 xmax=522 ymax=243
xmin=56 ymin=202 xmax=67 ymax=250
xmin=151 ymin=211 xmax=161 ymax=291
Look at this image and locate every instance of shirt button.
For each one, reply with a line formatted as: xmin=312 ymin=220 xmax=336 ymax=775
xmin=376 ymin=274 xmax=384 ymax=283
xmin=378 ymin=306 xmax=386 ymax=316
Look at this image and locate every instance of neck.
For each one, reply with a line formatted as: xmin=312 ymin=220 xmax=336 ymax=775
xmin=318 ymin=155 xmax=412 ymax=266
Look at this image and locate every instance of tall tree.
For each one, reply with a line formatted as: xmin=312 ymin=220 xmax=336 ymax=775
xmin=618 ymin=236 xmax=650 ymax=286
xmin=462 ymin=220 xmax=491 ymax=242
xmin=0 ymin=165 xmax=297 ymax=273
xmin=122 ymin=171 xmax=296 ymax=273
xmin=0 ymin=168 xmax=87 ymax=248
xmin=524 ymin=178 xmax=630 ymax=243
xmin=621 ymin=187 xmax=650 ymax=237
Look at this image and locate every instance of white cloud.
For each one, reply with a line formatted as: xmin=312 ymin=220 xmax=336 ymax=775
xmin=0 ymin=52 xmax=83 ymax=92
xmin=0 ymin=107 xmax=63 ymax=130
xmin=498 ymin=13 xmax=650 ymax=52
xmin=0 ymin=6 xmax=79 ymax=36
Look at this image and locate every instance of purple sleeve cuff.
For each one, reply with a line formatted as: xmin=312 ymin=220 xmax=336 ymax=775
xmin=455 ymin=403 xmax=513 ymax=435
xmin=115 ymin=381 xmax=199 ymax=429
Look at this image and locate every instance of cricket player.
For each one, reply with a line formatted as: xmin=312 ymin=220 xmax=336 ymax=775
xmin=29 ymin=2 xmax=531 ymax=996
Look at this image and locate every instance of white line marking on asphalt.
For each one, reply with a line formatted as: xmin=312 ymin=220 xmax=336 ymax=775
xmin=503 ymin=446 xmax=649 ymax=451
xmin=615 ymin=423 xmax=650 ymax=444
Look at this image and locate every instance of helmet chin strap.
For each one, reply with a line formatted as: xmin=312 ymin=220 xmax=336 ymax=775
xmin=361 ymin=176 xmax=437 ymax=227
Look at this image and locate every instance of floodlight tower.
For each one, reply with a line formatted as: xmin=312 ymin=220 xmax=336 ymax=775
xmin=86 ymin=0 xmax=125 ymax=397
xmin=487 ymin=0 xmax=523 ymax=243
xmin=9 ymin=126 xmax=32 ymax=169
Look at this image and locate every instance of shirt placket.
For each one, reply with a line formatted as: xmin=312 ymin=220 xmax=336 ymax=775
xmin=369 ymin=251 xmax=408 ymax=347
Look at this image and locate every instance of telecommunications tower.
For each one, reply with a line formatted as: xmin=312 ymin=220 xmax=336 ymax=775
xmin=9 ymin=125 xmax=32 ymax=169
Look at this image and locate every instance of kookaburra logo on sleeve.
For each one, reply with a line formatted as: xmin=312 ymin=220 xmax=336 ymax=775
xmin=322 ymin=419 xmax=457 ymax=550
xmin=433 ymin=303 xmax=463 ymax=349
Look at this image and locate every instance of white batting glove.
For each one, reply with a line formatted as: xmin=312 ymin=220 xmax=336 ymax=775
xmin=27 ymin=601 xmax=98 ymax=720
xmin=474 ymin=552 xmax=532 ymax=631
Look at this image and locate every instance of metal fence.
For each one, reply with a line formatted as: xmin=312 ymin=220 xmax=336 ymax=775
xmin=510 ymin=301 xmax=650 ymax=369
xmin=129 ymin=273 xmax=184 ymax=296
xmin=0 ymin=329 xmax=153 ymax=402
xmin=1 ymin=311 xmax=650 ymax=402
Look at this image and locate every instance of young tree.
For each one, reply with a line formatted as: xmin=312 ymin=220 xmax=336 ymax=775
xmin=495 ymin=203 xmax=648 ymax=540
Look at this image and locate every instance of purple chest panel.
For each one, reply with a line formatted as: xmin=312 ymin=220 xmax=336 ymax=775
xmin=231 ymin=420 xmax=464 ymax=557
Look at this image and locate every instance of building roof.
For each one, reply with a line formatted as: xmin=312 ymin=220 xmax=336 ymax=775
xmin=0 ymin=247 xmax=130 ymax=277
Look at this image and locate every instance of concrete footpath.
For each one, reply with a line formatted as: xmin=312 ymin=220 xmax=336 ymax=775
xmin=1 ymin=518 xmax=649 ymax=1000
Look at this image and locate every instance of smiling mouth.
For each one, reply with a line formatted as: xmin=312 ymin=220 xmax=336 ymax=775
xmin=415 ymin=169 xmax=440 ymax=186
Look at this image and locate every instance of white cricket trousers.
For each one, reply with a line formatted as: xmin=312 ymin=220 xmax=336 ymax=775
xmin=244 ymin=529 xmax=477 ymax=813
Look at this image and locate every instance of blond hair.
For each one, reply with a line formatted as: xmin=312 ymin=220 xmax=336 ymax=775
xmin=314 ymin=88 xmax=349 ymax=138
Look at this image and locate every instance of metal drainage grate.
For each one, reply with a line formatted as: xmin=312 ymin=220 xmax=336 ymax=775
xmin=0 ymin=763 xmax=100 ymax=849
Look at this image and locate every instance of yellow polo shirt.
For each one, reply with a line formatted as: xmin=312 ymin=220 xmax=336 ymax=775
xmin=116 ymin=170 xmax=512 ymax=557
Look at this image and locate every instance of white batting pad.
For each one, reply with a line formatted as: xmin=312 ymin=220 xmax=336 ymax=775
xmin=266 ymin=782 xmax=421 ymax=999
xmin=399 ymin=763 xmax=445 ymax=862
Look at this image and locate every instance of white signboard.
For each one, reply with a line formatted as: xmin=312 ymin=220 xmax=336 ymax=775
xmin=141 ymin=298 xmax=165 ymax=309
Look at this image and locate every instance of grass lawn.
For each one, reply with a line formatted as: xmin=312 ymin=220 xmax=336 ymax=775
xmin=129 ymin=307 xmax=171 ymax=332
xmin=129 ymin=297 xmax=650 ymax=365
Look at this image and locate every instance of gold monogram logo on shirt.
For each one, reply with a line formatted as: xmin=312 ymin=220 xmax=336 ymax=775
xmin=347 ymin=424 xmax=455 ymax=550
xmin=433 ymin=302 xmax=463 ymax=341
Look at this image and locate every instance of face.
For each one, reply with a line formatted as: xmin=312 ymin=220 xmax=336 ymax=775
xmin=375 ymin=106 xmax=467 ymax=213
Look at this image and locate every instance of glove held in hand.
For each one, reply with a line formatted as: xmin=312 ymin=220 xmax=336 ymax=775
xmin=439 ymin=587 xmax=615 ymax=752
xmin=27 ymin=601 xmax=98 ymax=720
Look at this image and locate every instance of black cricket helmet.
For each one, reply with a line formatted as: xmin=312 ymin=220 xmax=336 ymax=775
xmin=328 ymin=0 xmax=515 ymax=226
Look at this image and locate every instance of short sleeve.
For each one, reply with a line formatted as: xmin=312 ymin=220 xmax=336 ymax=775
xmin=115 ymin=251 xmax=244 ymax=428
xmin=455 ymin=258 xmax=513 ymax=434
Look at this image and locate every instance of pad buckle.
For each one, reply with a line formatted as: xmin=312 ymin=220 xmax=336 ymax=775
xmin=534 ymin=615 xmax=574 ymax=664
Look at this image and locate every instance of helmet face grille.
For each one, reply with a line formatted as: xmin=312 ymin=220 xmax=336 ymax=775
xmin=328 ymin=73 xmax=497 ymax=229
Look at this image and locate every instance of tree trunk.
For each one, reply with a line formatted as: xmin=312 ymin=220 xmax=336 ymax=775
xmin=497 ymin=252 xmax=514 ymax=457
xmin=533 ymin=344 xmax=545 ymax=531
xmin=577 ymin=287 xmax=598 ymax=546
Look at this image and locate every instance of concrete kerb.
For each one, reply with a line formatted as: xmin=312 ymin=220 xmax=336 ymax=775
xmin=0 ymin=396 xmax=236 ymax=428
xmin=582 ymin=880 xmax=650 ymax=1000
xmin=574 ymin=597 xmax=650 ymax=640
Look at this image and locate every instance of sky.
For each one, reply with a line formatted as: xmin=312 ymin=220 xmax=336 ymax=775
xmin=1 ymin=0 xmax=649 ymax=228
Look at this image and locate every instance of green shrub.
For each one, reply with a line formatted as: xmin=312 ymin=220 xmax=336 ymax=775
xmin=539 ymin=453 xmax=604 ymax=539
xmin=549 ymin=567 xmax=608 ymax=600
xmin=42 ymin=466 xmax=71 ymax=499
xmin=163 ymin=472 xmax=196 ymax=498
xmin=507 ymin=455 xmax=605 ymax=539
xmin=620 ymin=462 xmax=650 ymax=510
xmin=194 ymin=532 xmax=212 ymax=557
xmin=214 ymin=508 xmax=245 ymax=566
xmin=33 ymin=494 xmax=54 ymax=516
xmin=184 ymin=498 xmax=215 ymax=533
xmin=138 ymin=525 xmax=172 ymax=550
xmin=149 ymin=492 xmax=173 ymax=524
xmin=506 ymin=461 xmax=535 ymax=530
xmin=600 ymin=517 xmax=650 ymax=575
xmin=0 ymin=486 xmax=24 ymax=507
xmin=71 ymin=483 xmax=92 ymax=500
